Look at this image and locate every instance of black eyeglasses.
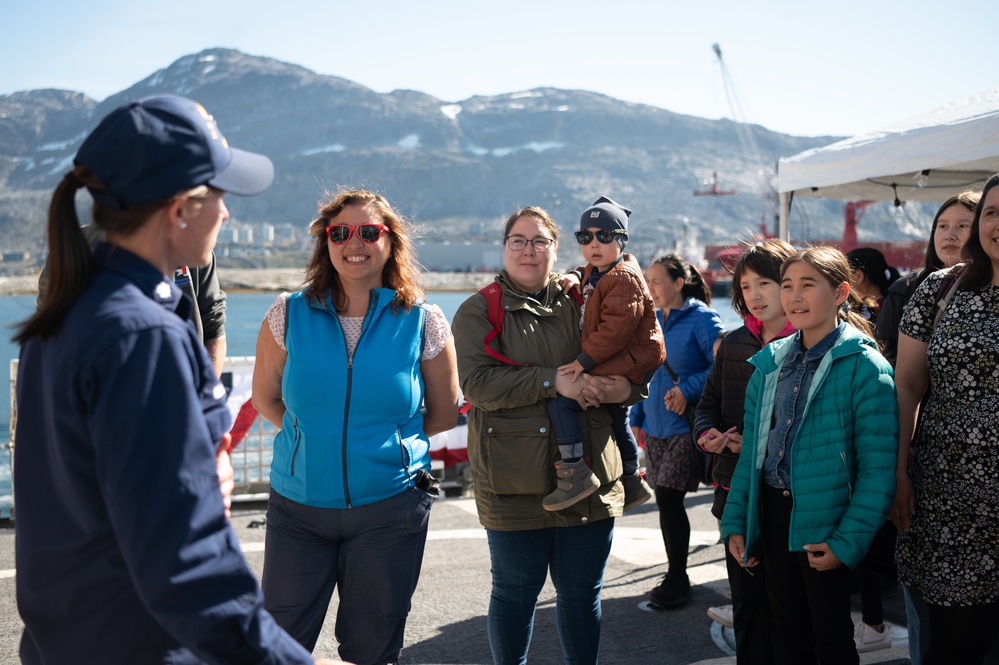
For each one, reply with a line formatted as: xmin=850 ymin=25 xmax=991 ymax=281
xmin=326 ymin=223 xmax=392 ymax=244
xmin=574 ymin=229 xmax=626 ymax=245
xmin=505 ymin=236 xmax=555 ymax=253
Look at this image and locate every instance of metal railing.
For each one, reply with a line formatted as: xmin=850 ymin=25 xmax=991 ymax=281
xmin=6 ymin=357 xmax=275 ymax=518
xmin=6 ymin=355 xmax=470 ymax=518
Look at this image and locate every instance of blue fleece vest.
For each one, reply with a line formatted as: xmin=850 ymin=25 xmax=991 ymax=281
xmin=269 ymin=289 xmax=430 ymax=508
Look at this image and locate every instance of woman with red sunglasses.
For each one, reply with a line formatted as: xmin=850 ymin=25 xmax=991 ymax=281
xmin=252 ymin=189 xmax=460 ymax=664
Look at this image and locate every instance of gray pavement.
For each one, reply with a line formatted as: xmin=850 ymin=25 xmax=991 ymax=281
xmin=0 ymin=488 xmax=914 ymax=664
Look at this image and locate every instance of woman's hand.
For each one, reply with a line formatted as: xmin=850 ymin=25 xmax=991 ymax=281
xmin=727 ymin=534 xmax=759 ymax=568
xmin=890 ymin=471 xmax=916 ymax=531
xmin=803 ymin=542 xmax=843 ymax=570
xmin=556 ymin=371 xmax=601 ymax=408
xmin=664 ymin=386 xmax=688 ymax=414
xmin=557 ymin=373 xmax=634 ymax=408
xmin=580 ymin=374 xmax=632 ymax=405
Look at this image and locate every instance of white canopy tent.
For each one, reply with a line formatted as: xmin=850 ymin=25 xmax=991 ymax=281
xmin=777 ymin=86 xmax=999 ymax=240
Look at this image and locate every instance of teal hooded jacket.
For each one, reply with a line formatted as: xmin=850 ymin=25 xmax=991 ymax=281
xmin=720 ymin=325 xmax=898 ymax=569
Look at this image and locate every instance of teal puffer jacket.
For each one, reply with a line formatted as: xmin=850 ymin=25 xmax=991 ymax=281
xmin=720 ymin=326 xmax=898 ymax=569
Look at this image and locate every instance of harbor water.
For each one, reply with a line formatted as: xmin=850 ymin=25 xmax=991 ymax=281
xmin=0 ymin=291 xmax=741 ymax=518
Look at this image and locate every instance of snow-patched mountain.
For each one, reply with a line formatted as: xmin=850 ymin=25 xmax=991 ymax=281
xmin=1 ymin=48 xmax=873 ymax=254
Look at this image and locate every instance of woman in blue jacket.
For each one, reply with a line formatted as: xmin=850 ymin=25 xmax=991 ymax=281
xmin=721 ymin=246 xmax=898 ymax=664
xmin=631 ymin=253 xmax=723 ymax=608
xmin=253 ymin=190 xmax=459 ymax=664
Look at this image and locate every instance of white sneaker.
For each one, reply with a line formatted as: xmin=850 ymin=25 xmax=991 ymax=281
xmin=706 ymin=604 xmax=734 ymax=628
xmin=854 ymin=621 xmax=892 ymax=652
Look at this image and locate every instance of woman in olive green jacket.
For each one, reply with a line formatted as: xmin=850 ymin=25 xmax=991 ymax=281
xmin=452 ymin=205 xmax=648 ymax=665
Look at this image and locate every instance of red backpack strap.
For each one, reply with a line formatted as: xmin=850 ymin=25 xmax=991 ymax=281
xmin=479 ymin=283 xmax=528 ymax=367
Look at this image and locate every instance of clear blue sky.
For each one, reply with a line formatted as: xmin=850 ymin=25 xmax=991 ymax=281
xmin=2 ymin=0 xmax=996 ymax=138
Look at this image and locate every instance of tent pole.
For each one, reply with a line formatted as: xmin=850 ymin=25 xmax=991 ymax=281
xmin=779 ymin=191 xmax=793 ymax=242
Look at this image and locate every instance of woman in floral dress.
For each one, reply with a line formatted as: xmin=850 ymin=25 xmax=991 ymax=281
xmin=891 ymin=173 xmax=999 ymax=664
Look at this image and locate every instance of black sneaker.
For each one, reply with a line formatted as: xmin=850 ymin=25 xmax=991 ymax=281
xmin=649 ymin=572 xmax=691 ymax=608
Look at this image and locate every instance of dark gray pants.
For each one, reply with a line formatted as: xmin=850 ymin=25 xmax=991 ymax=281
xmin=262 ymin=487 xmax=435 ymax=665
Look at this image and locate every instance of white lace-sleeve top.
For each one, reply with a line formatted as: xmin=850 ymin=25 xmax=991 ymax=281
xmin=264 ymin=292 xmax=451 ymax=360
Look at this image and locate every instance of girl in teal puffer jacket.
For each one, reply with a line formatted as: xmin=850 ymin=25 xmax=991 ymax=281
xmin=721 ymin=246 xmax=898 ymax=664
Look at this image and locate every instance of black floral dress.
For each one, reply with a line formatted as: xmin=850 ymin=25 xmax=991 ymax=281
xmin=895 ymin=268 xmax=999 ymax=606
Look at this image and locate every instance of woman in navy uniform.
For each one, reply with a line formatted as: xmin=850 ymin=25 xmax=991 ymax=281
xmin=13 ymin=95 xmax=345 ymax=665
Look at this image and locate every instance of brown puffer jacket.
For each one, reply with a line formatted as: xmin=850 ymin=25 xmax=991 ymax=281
xmin=452 ymin=270 xmax=649 ymax=531
xmin=577 ymin=254 xmax=665 ymax=384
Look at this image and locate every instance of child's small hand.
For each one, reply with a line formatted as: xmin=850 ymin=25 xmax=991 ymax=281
xmin=557 ymin=360 xmax=585 ymax=382
xmin=723 ymin=427 xmax=742 ymax=453
xmin=727 ymin=534 xmax=759 ymax=568
xmin=698 ymin=428 xmax=727 ymax=454
xmin=803 ymin=543 xmax=842 ymax=570
xmin=559 ymin=273 xmax=581 ymax=294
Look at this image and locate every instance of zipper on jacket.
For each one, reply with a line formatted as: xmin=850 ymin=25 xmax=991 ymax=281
xmin=338 ymin=291 xmax=379 ymax=509
xmin=342 ymin=357 xmax=354 ymax=507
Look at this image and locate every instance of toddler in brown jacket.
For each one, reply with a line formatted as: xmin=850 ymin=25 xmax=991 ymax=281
xmin=544 ymin=196 xmax=665 ymax=512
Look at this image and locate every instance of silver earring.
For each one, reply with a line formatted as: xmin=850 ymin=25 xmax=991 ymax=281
xmin=179 ymin=220 xmax=188 ymax=229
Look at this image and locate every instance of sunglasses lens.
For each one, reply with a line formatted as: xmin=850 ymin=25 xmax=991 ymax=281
xmin=575 ymin=232 xmax=593 ymax=245
xmin=596 ymin=230 xmax=615 ymax=244
xmin=328 ymin=225 xmax=351 ymax=243
xmin=358 ymin=225 xmax=382 ymax=242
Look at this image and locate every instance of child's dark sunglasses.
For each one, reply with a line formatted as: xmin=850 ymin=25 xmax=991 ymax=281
xmin=574 ymin=229 xmax=625 ymax=245
xmin=326 ymin=223 xmax=392 ymax=244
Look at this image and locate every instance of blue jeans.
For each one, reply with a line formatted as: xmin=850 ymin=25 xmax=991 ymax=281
xmin=547 ymin=396 xmax=639 ymax=472
xmin=262 ymin=487 xmax=435 ymax=665
xmin=903 ymin=584 xmax=930 ymax=665
xmin=485 ymin=518 xmax=614 ymax=665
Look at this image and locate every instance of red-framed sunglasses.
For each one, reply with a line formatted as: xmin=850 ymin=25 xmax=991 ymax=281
xmin=325 ymin=223 xmax=392 ymax=244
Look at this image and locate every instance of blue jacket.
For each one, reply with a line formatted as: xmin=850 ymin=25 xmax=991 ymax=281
xmin=631 ymin=298 xmax=723 ymax=438
xmin=15 ymin=245 xmax=310 ymax=664
xmin=270 ymin=288 xmax=431 ymax=508
xmin=720 ymin=326 xmax=899 ymax=569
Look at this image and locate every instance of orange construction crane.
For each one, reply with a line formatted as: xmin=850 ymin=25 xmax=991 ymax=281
xmin=842 ymin=200 xmax=876 ymax=253
xmin=694 ymin=172 xmax=736 ymax=197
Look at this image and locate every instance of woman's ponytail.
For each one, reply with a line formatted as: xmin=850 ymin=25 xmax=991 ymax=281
xmin=13 ymin=168 xmax=92 ymax=344
xmin=653 ymin=253 xmax=712 ymax=305
xmin=682 ymin=263 xmax=712 ymax=306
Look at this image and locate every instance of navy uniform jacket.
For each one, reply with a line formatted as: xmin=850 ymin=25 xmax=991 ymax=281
xmin=14 ymin=244 xmax=310 ymax=664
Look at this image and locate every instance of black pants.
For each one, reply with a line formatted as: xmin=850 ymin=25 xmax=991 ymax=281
xmin=925 ymin=601 xmax=999 ymax=664
xmin=761 ymin=484 xmax=858 ymax=665
xmin=717 ymin=486 xmax=777 ymax=663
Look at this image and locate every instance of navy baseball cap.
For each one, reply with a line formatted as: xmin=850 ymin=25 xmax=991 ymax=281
xmin=74 ymin=94 xmax=274 ymax=209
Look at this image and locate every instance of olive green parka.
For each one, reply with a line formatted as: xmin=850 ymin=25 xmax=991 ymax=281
xmin=452 ymin=270 xmax=649 ymax=530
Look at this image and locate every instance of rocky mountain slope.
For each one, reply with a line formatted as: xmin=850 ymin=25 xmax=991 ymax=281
xmin=0 ymin=48 xmax=930 ymax=258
